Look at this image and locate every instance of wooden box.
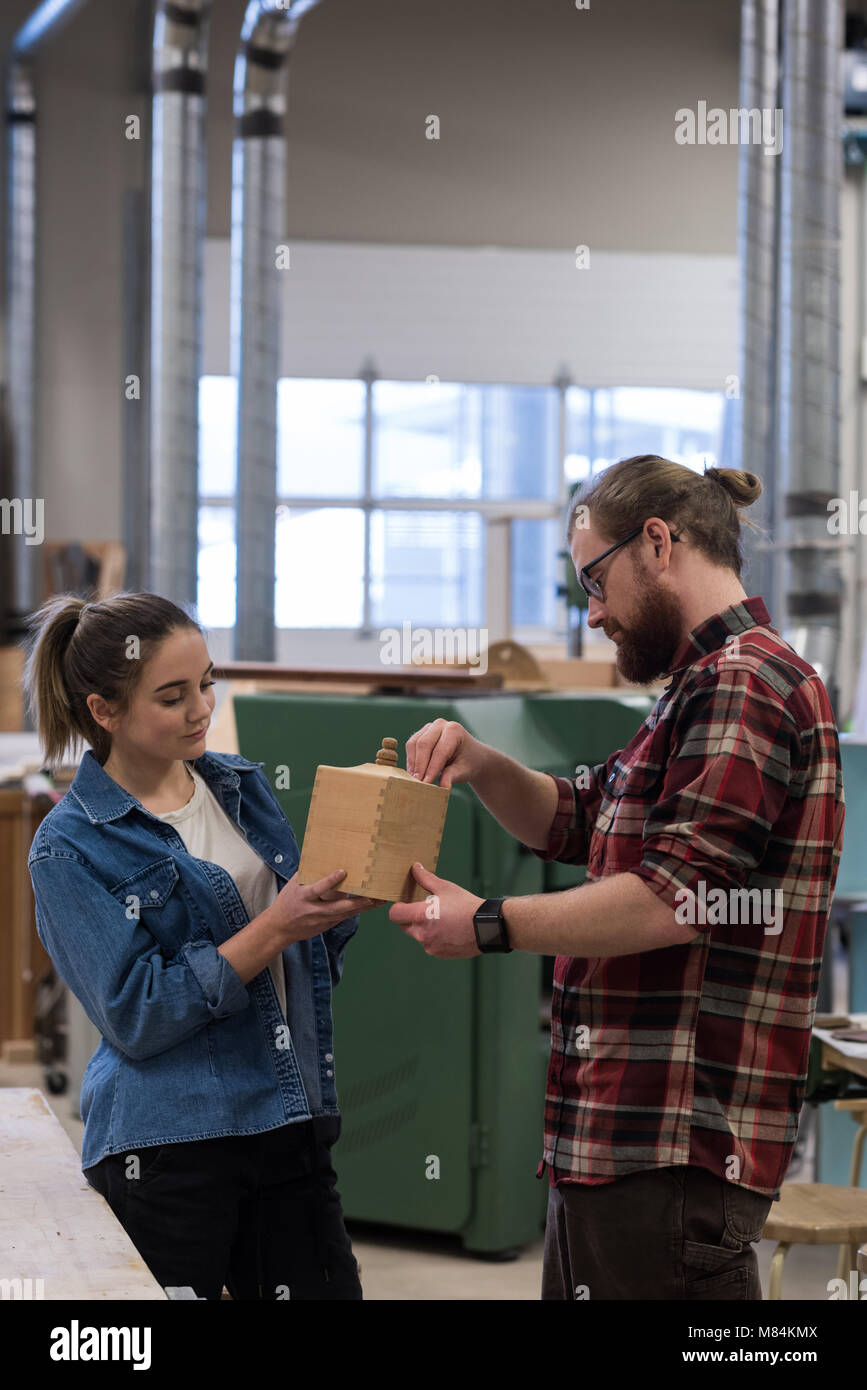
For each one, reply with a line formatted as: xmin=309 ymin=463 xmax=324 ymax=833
xmin=298 ymin=737 xmax=450 ymax=903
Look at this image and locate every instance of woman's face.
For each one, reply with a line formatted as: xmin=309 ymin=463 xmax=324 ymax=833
xmin=89 ymin=627 xmax=217 ymax=764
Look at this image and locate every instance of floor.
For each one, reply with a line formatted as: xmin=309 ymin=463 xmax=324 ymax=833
xmin=0 ymin=1056 xmax=848 ymax=1301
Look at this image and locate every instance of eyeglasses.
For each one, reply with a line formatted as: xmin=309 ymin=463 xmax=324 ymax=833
xmin=578 ymin=524 xmax=681 ymax=601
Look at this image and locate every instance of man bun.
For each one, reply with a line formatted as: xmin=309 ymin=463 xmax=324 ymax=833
xmin=703 ymin=466 xmax=762 ymax=509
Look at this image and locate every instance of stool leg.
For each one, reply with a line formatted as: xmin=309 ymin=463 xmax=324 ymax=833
xmin=836 ymin=1241 xmax=859 ymax=1284
xmin=768 ymin=1242 xmax=790 ymax=1300
xmin=838 ymin=1120 xmax=867 ymax=1293
xmin=849 ymin=1124 xmax=866 ymax=1189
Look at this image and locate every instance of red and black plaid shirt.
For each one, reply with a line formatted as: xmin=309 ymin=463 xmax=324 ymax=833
xmin=529 ymin=597 xmax=845 ymax=1198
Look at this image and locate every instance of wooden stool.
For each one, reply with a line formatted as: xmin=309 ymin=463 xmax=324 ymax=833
xmin=763 ymin=1098 xmax=867 ymax=1299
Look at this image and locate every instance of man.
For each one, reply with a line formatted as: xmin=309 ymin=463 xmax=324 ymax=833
xmin=389 ymin=454 xmax=845 ymax=1301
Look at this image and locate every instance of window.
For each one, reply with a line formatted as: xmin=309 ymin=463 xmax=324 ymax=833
xmin=372 ymin=381 xmax=560 ymax=502
xmin=197 ymin=505 xmax=236 ymax=630
xmin=275 ymin=506 xmax=365 ymax=627
xmin=277 ymin=378 xmax=366 ymax=498
xmin=512 ymin=518 xmax=561 ymax=630
xmin=565 ymin=386 xmax=724 ymax=481
xmin=370 ymin=509 xmax=485 ymax=628
xmin=198 ymin=377 xmax=725 ymax=638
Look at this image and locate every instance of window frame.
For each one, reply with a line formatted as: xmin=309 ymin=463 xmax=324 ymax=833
xmin=198 ymin=377 xmax=724 ymax=642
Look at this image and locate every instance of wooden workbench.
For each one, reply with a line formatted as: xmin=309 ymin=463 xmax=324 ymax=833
xmin=822 ymin=1040 xmax=867 ymax=1084
xmin=0 ymin=1088 xmax=166 ymax=1300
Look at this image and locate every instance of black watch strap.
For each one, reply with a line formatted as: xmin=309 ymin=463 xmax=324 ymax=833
xmin=473 ymin=897 xmax=512 ymax=953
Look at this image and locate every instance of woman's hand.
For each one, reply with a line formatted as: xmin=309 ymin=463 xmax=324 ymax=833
xmin=268 ymin=870 xmax=384 ymax=944
xmin=405 ymin=719 xmax=488 ymax=788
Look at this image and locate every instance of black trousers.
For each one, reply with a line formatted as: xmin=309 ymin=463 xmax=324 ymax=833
xmin=541 ymin=1164 xmax=774 ymax=1300
xmin=85 ymin=1115 xmax=362 ymax=1300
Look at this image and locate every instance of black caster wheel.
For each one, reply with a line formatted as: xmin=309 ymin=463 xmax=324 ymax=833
xmin=45 ymin=1070 xmax=67 ymax=1095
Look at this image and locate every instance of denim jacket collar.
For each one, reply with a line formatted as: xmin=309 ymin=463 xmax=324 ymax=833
xmin=69 ymin=748 xmax=263 ymax=826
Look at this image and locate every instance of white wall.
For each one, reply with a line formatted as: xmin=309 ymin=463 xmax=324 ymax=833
xmin=204 ymin=239 xmax=738 ymax=388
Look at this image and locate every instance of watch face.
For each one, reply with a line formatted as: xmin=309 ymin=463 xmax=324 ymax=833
xmin=476 ymin=916 xmax=500 ymax=949
xmin=475 ymin=901 xmax=508 ymax=952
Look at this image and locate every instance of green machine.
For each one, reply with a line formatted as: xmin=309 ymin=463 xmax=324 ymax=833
xmin=233 ymin=690 xmax=653 ymax=1256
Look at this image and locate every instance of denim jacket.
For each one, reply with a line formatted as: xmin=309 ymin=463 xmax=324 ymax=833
xmin=27 ymin=748 xmax=359 ymax=1171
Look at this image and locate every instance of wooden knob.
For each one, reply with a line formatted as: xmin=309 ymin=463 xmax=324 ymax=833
xmin=375 ymin=737 xmax=399 ymax=766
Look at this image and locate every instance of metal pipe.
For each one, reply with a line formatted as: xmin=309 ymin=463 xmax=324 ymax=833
xmin=231 ymin=0 xmax=322 ymax=660
xmin=777 ymin=0 xmax=844 ymax=710
xmin=12 ymin=0 xmax=90 ymax=54
xmin=735 ymin=0 xmax=780 ymax=617
xmin=856 ymin=157 xmax=867 ymax=727
xmin=3 ymin=0 xmax=91 ymax=639
xmin=150 ymin=0 xmax=211 ymax=608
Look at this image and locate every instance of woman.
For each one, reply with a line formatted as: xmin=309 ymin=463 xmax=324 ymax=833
xmin=22 ymin=590 xmax=381 ymax=1300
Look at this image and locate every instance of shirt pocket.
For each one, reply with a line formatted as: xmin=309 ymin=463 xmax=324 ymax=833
xmin=594 ymin=764 xmax=635 ymax=833
xmin=592 ymin=762 xmax=666 ymax=863
xmin=108 ymin=857 xmax=207 ymax=954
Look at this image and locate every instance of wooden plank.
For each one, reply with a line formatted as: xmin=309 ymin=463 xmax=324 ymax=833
xmin=212 ymin=661 xmax=503 ymax=690
xmin=0 ymin=1088 xmax=167 ymax=1300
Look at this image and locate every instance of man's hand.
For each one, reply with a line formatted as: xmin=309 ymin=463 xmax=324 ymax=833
xmin=406 ymin=719 xmax=486 ymax=787
xmin=388 ymin=863 xmax=485 ymax=958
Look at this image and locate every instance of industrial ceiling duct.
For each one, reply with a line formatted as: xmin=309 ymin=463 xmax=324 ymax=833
xmin=3 ymin=0 xmax=91 ymax=641
xmin=777 ymin=0 xmax=844 ymax=710
xmin=150 ymin=0 xmax=211 ymax=608
xmin=735 ymin=0 xmax=780 ymax=618
xmin=231 ymin=0 xmax=322 ymax=660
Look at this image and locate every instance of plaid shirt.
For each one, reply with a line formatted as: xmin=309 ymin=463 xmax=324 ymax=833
xmin=529 ymin=597 xmax=844 ymax=1199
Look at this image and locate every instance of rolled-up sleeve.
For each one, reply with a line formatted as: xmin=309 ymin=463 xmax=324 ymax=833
xmin=632 ymin=672 xmax=801 ymax=929
xmin=29 ymin=852 xmax=250 ymax=1062
xmin=521 ymin=763 xmax=609 ymax=866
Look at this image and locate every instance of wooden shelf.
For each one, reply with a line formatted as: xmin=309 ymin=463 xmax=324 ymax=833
xmin=212 ymin=661 xmax=504 ymax=691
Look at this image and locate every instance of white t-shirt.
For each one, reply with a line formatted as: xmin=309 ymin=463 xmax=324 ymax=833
xmin=154 ymin=761 xmax=287 ymax=1018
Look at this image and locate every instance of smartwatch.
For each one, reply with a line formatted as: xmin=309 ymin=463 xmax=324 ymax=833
xmin=473 ymin=897 xmax=512 ymax=953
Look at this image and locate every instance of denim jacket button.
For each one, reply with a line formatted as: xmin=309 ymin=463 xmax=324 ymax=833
xmin=326 ymin=1069 xmax=333 ymax=1077
xmin=150 ymin=889 xmax=160 ymax=899
xmin=274 ymin=853 xmax=283 ymax=863
xmin=325 ymin=1052 xmax=333 ymax=1062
